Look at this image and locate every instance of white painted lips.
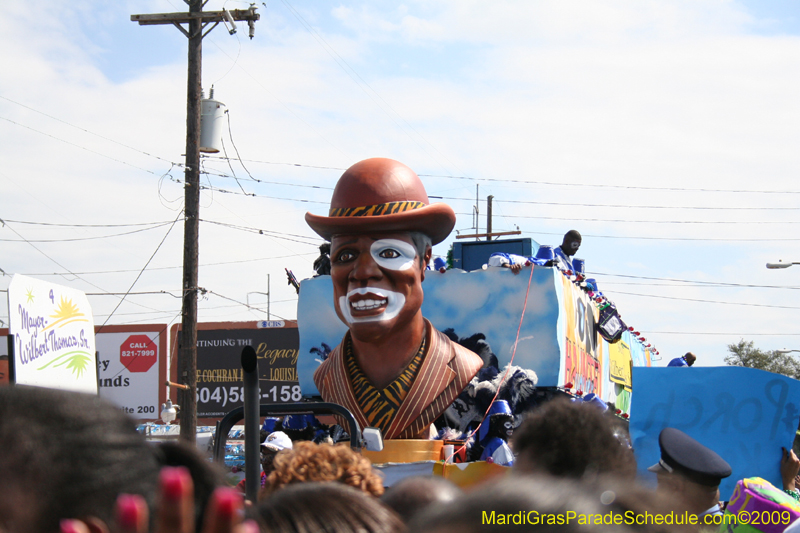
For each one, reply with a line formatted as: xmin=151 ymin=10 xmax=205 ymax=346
xmin=338 ymin=287 xmax=405 ymax=324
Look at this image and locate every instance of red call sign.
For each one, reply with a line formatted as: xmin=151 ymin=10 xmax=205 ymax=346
xmin=120 ymin=335 xmax=157 ymax=373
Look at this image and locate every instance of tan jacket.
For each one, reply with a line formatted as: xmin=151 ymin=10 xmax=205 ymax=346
xmin=313 ymin=319 xmax=483 ymax=439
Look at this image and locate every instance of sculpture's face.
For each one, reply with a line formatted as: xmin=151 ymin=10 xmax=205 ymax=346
xmin=330 ymin=232 xmax=425 ymax=342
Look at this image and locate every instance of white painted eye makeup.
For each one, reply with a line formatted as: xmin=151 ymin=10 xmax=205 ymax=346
xmin=370 ymin=239 xmax=417 ymax=271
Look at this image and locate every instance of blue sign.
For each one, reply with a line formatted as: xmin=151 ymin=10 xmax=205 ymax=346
xmin=630 ymin=366 xmax=800 ymax=500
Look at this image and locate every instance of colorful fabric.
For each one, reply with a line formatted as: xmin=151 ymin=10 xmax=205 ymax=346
xmin=488 ymin=253 xmax=531 ymax=268
xmin=344 ymin=335 xmax=425 ymax=434
xmin=480 ymin=437 xmax=515 ymax=466
xmin=329 ymin=201 xmax=426 ymax=218
xmin=553 ymin=246 xmax=574 ymax=271
xmin=720 ymin=477 xmax=800 ymax=533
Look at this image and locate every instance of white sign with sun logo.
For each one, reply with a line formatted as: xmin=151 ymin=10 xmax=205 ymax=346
xmin=8 ymin=274 xmax=98 ymax=393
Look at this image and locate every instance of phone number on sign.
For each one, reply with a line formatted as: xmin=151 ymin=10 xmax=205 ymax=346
xmin=196 ymin=385 xmax=302 ymax=407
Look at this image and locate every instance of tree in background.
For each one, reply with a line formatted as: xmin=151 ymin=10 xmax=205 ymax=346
xmin=725 ymin=339 xmax=800 ymax=380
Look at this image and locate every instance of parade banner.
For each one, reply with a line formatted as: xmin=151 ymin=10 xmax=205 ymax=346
xmin=7 ymin=274 xmax=97 ymax=393
xmin=557 ymin=274 xmax=603 ymax=397
xmin=170 ymin=321 xmax=299 ymax=421
xmin=608 ymin=339 xmax=632 ymax=391
xmin=96 ymin=324 xmax=168 ymax=421
xmin=630 ymin=366 xmax=800 ymax=500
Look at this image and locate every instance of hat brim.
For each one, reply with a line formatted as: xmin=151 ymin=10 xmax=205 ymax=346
xmin=647 ymin=462 xmax=665 ymax=473
xmin=305 ymin=203 xmax=456 ymax=245
xmin=261 ymin=443 xmax=284 ymax=452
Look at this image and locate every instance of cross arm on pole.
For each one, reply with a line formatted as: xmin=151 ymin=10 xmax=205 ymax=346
xmin=131 ymin=10 xmax=259 ymax=25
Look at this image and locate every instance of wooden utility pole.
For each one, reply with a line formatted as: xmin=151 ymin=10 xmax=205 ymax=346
xmin=132 ymin=3 xmax=259 ymax=443
xmin=457 ymin=195 xmax=520 ymax=240
xmin=486 ymin=195 xmax=494 ymax=241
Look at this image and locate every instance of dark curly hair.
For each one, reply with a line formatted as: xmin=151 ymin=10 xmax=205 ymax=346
xmin=512 ymin=398 xmax=636 ymax=480
xmin=259 ymin=441 xmax=385 ymax=499
xmin=254 ymin=482 xmax=405 ymax=533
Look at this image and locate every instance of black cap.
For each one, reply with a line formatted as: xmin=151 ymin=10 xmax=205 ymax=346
xmin=647 ymin=427 xmax=732 ymax=486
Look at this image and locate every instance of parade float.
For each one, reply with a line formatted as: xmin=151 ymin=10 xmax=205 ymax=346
xmin=288 ymin=157 xmax=655 ymax=484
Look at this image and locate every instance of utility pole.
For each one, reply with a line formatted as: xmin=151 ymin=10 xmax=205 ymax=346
xmin=456 ymin=194 xmax=520 ymax=240
xmin=132 ymin=3 xmax=259 ymax=444
xmin=486 ymin=195 xmax=494 ymax=241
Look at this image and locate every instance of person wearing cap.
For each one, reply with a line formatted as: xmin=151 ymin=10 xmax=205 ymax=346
xmin=478 ymin=400 xmax=515 ymax=466
xmin=667 ymin=352 xmax=697 ymax=367
xmin=648 ymin=427 xmax=731 ymax=517
xmin=306 ymin=158 xmax=484 ymax=440
xmin=235 ymin=431 xmax=293 ymax=494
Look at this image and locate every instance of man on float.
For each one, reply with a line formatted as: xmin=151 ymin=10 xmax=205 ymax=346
xmin=554 ymin=230 xmax=581 ymax=272
xmin=306 ymin=158 xmax=483 ymax=439
xmin=667 ymin=352 xmax=697 ymax=367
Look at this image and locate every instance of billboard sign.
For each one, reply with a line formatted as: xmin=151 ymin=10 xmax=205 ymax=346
xmin=170 ymin=322 xmax=300 ymax=421
xmin=96 ymin=325 xmax=168 ymax=421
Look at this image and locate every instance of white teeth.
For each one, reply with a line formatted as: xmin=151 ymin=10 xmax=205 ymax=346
xmin=351 ymin=298 xmax=387 ymax=310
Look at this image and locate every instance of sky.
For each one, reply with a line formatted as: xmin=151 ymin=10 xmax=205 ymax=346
xmin=1 ymin=0 xmax=800 ymax=368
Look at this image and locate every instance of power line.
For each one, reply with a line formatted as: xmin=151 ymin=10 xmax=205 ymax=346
xmin=188 ymin=178 xmax=328 ymax=204
xmin=421 ymin=173 xmax=800 ymax=194
xmin=195 ymin=156 xmax=800 ymax=196
xmin=588 ymin=271 xmax=800 ymax=290
xmin=609 ymin=290 xmax=800 ymax=309
xmin=1 ymin=218 xmax=177 ymax=228
xmin=463 ymin=213 xmax=800 ymax=225
xmin=0 ymin=221 xmax=175 ymax=242
xmin=17 ymin=252 xmax=317 ymax=277
xmin=97 ymin=211 xmax=184 ymax=331
xmin=0 ymin=94 xmax=182 ymax=168
xmin=600 ymin=280 xmax=800 ymax=289
xmin=442 ymin=196 xmax=800 ymax=211
xmin=206 ymin=289 xmax=291 ymax=320
xmin=0 ymin=115 xmax=169 ymax=177
xmin=201 ymin=158 xmax=800 ymax=208
xmin=191 ymin=180 xmax=800 ymax=234
xmin=0 ymin=221 xmax=165 ymax=314
xmin=199 ymin=218 xmax=321 ymax=245
xmin=87 ymin=290 xmax=182 ymax=297
xmin=202 ymin=155 xmax=344 ymax=172
xmin=522 ymin=230 xmax=800 ymax=242
xmin=200 ymin=161 xmax=335 ymax=190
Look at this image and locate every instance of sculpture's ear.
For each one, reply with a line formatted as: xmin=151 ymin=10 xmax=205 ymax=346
xmin=421 ymin=245 xmax=433 ymax=281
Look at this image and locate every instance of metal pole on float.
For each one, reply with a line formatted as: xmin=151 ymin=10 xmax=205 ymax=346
xmin=241 ymin=345 xmax=261 ymax=502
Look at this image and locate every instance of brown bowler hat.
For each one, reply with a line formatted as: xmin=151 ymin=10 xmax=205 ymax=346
xmin=305 ymin=158 xmax=456 ymax=245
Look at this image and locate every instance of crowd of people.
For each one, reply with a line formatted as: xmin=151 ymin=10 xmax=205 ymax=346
xmin=2 ymin=384 xmax=800 ymax=533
